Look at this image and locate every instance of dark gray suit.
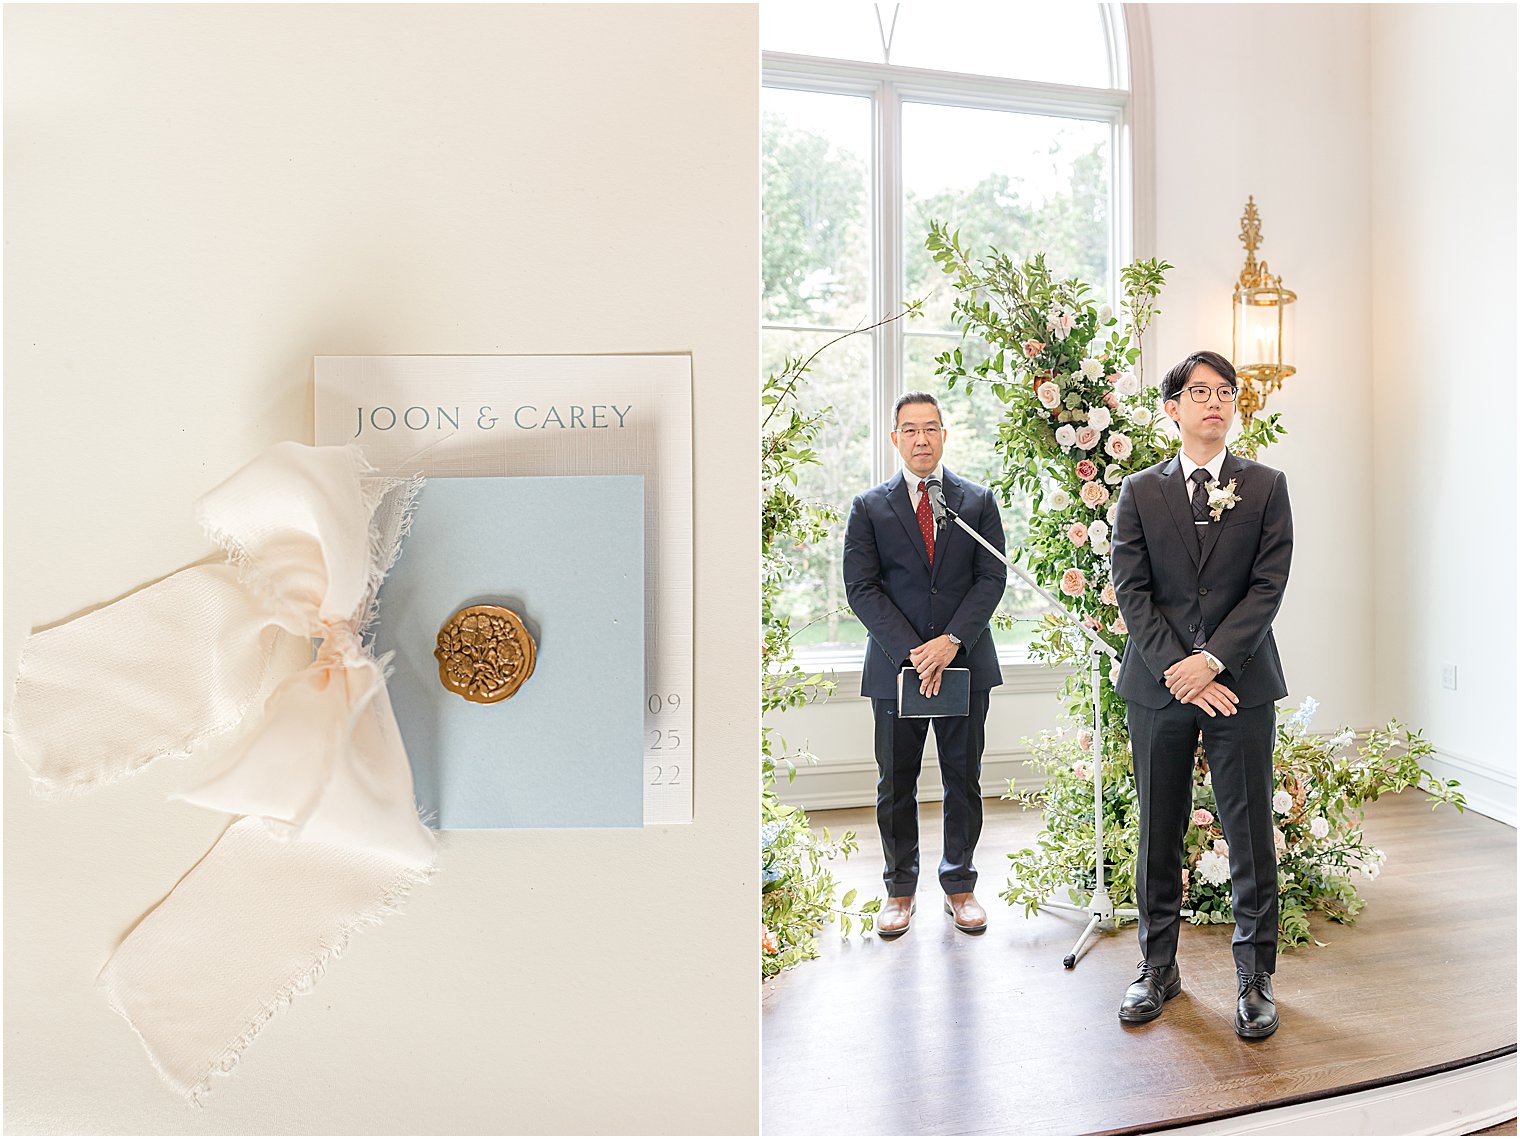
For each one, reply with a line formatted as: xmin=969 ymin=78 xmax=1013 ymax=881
xmin=1111 ymin=449 xmax=1292 ymax=973
xmin=843 ymin=467 xmax=1006 ymax=897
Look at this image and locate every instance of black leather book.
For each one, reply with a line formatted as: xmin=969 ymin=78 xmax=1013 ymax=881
xmin=897 ymin=666 xmax=971 ymax=718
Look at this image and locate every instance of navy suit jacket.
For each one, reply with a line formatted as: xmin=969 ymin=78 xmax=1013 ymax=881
xmin=1111 ymin=450 xmax=1292 ymax=710
xmin=843 ymin=467 xmax=1007 ymax=700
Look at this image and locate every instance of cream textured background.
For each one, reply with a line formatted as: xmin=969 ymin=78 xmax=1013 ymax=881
xmin=4 ymin=4 xmax=759 ymax=1133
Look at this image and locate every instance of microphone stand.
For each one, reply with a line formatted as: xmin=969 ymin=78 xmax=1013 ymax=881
xmin=936 ymin=492 xmax=1136 ymax=969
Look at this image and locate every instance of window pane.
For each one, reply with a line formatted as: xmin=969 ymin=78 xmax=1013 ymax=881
xmin=905 ymin=333 xmax=1042 ymax=649
xmin=764 ymin=328 xmax=874 ymax=653
xmin=762 ymin=89 xmax=873 ymax=327
xmin=902 ymin=102 xmax=1111 ymax=333
xmin=761 ymin=4 xmax=885 ymax=63
xmin=889 ymin=4 xmax=1111 ymax=88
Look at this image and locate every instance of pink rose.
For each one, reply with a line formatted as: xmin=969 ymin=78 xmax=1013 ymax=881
xmin=1036 ymin=381 xmax=1062 ymax=410
xmin=1077 ymin=727 xmax=1093 ymax=751
xmin=1191 ymin=808 xmax=1214 ymax=827
xmin=1079 ymin=480 xmax=1109 ymax=508
xmin=1075 ymin=458 xmax=1097 ymax=481
xmin=1100 ymin=582 xmax=1117 ymax=606
xmin=1022 ymin=339 xmax=1045 ymax=359
xmin=1110 ymin=616 xmax=1128 ymax=635
xmin=1060 ymin=567 xmax=1087 ymax=597
xmin=761 ymin=926 xmax=780 ymax=955
xmin=1104 ymin=432 xmax=1133 ymax=460
xmin=1074 ymin=425 xmax=1100 ymax=450
xmin=1109 ymin=660 xmax=1121 ymax=685
xmin=1066 ymin=521 xmax=1089 ymax=546
xmin=1103 ymin=391 xmax=1119 ymax=409
xmin=1073 ymin=759 xmax=1091 ymax=780
xmin=1213 ymin=838 xmax=1229 ymax=857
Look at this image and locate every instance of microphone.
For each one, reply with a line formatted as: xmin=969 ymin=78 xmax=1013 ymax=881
xmin=924 ymin=477 xmax=948 ymax=530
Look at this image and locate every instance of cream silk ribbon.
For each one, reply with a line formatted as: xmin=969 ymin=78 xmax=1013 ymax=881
xmin=6 ymin=442 xmax=436 ymax=1101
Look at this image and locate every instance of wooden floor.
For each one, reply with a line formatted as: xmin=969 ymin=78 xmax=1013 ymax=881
xmin=761 ymin=791 xmax=1517 ymax=1135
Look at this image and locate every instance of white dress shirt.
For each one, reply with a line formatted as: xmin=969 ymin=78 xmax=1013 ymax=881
xmin=1177 ymin=446 xmax=1226 ymax=674
xmin=903 ymin=464 xmax=944 ymax=513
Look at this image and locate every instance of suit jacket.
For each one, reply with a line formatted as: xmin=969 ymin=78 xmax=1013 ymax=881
xmin=1111 ymin=450 xmax=1292 ymax=710
xmin=843 ymin=467 xmax=1007 ymax=700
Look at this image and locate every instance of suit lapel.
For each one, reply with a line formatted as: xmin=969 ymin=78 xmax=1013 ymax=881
xmin=1160 ymin=454 xmax=1201 ymax=569
xmin=1196 ymin=451 xmax=1244 ymax=573
xmin=888 ymin=471 xmax=933 ymax=573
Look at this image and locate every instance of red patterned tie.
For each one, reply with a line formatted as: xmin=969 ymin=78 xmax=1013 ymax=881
xmin=917 ymin=480 xmax=936 ymax=566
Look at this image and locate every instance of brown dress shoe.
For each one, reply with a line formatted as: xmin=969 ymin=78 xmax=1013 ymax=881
xmin=944 ymin=891 xmax=987 ymax=933
xmin=877 ymin=896 xmax=916 ymax=939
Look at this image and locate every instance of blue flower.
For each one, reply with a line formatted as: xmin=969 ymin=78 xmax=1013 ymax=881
xmin=1285 ymin=696 xmax=1319 ymax=734
xmin=760 ymin=820 xmax=786 ymax=851
xmin=761 ymin=865 xmax=783 ymax=885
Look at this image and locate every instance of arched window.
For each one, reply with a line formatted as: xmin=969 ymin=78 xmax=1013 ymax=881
xmin=763 ymin=3 xmax=1134 ymax=667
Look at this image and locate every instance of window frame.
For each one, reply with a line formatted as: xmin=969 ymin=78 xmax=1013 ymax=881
xmin=763 ymin=7 xmax=1135 ymax=674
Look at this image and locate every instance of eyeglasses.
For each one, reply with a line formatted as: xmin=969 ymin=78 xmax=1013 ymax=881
xmin=1181 ymin=384 xmax=1238 ymax=403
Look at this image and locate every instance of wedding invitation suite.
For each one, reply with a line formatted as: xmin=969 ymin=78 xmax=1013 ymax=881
xmin=315 ymin=355 xmax=693 ymax=825
xmin=371 ymin=475 xmax=645 ymax=829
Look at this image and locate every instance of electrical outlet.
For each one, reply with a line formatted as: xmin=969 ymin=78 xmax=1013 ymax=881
xmin=1441 ymin=663 xmax=1457 ymax=691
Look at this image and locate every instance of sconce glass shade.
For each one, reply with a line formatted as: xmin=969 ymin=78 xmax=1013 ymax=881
xmin=1232 ymin=285 xmax=1296 ymax=384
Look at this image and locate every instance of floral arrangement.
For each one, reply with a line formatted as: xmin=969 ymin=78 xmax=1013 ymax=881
xmin=924 ymin=222 xmax=1463 ymax=945
xmin=1005 ymin=699 xmax=1464 ymax=945
xmin=760 ymin=316 xmax=924 ymax=976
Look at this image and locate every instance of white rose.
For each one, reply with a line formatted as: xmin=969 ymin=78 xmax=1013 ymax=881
xmin=1114 ymin=371 xmax=1141 ymax=397
xmin=1036 ymin=381 xmax=1062 ymax=410
xmin=1310 ymin=816 xmax=1330 ymax=839
xmin=1098 ymin=303 xmax=1113 ymax=322
xmin=1131 ymin=405 xmax=1152 ymax=426
xmin=1087 ymin=405 xmax=1112 ymax=431
xmin=1272 ymin=790 xmax=1293 ymax=815
xmin=1088 ymin=519 xmax=1109 ymax=543
xmin=1198 ymin=849 xmax=1231 ymax=886
xmin=1109 ymin=660 xmax=1121 ymax=685
xmin=1048 ymin=487 xmax=1072 ymax=511
xmin=1080 ymin=357 xmax=1104 ymax=381
xmin=1090 ymin=536 xmax=1111 ymax=555
xmin=1107 ymin=504 xmax=1119 ymax=526
xmin=1055 ymin=424 xmax=1077 ymax=448
xmin=1104 ymin=462 xmax=1123 ymax=485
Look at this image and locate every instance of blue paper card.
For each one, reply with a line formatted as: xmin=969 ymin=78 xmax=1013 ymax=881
xmin=373 ymin=475 xmax=645 ymax=828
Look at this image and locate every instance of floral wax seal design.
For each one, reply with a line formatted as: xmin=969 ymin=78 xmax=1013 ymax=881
xmin=435 ymin=604 xmax=537 ymax=704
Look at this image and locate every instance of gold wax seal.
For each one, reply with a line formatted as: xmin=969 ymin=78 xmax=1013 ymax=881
xmin=434 ymin=604 xmax=537 ymax=704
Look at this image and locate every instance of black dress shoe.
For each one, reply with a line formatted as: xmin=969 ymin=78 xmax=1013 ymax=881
xmin=1118 ymin=961 xmax=1182 ymax=1024
xmin=1236 ymin=970 xmax=1278 ymax=1039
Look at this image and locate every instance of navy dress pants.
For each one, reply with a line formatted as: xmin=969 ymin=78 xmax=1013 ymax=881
xmin=871 ymin=689 xmax=991 ymax=898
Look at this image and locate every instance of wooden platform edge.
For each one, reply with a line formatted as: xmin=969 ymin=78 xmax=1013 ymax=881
xmin=1128 ymin=1047 xmax=1518 ymax=1136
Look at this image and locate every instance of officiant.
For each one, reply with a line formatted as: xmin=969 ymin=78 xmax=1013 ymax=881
xmin=842 ymin=391 xmax=1008 ymax=939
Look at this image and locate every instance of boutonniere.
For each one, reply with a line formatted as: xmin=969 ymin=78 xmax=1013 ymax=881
xmin=1205 ymin=478 xmax=1241 ymax=521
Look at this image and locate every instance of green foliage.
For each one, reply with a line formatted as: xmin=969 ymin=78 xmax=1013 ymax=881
xmin=761 ymin=311 xmax=921 ymax=977
xmin=928 ymin=226 xmax=1465 ymax=949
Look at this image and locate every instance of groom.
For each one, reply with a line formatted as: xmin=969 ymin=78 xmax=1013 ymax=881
xmin=1110 ymin=349 xmax=1293 ymax=1039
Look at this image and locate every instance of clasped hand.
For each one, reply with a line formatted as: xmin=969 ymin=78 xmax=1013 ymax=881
xmin=908 ymin=634 xmax=958 ymax=697
xmin=1164 ymin=653 xmax=1238 ymax=717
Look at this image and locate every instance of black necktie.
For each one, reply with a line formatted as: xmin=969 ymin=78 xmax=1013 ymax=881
xmin=1189 ymin=468 xmax=1211 ymax=547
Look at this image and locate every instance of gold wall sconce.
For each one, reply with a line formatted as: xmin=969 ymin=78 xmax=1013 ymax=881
xmin=1231 ymin=196 xmax=1296 ymax=425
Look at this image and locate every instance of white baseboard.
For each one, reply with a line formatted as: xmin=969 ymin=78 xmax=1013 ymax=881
xmin=1157 ymin=1050 xmax=1516 ymax=1135
xmin=1422 ymin=747 xmax=1517 ymax=827
xmin=774 ymin=749 xmax=1048 ymax=812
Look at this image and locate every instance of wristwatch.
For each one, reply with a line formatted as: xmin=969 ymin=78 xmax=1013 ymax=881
xmin=1197 ymin=649 xmax=1223 ymax=674
xmin=947 ymin=633 xmax=962 ymax=646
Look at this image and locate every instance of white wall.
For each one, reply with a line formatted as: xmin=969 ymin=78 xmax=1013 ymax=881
xmin=775 ymin=3 xmax=1384 ymax=812
xmin=4 ymin=5 xmax=759 ymax=1133
xmin=1369 ymin=3 xmax=1518 ymax=822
